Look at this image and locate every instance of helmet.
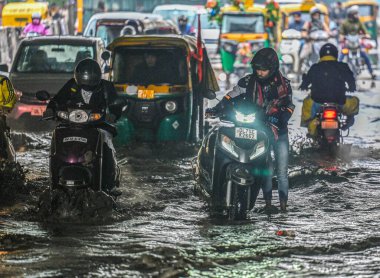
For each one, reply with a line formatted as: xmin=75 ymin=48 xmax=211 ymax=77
xmin=250 ymin=47 xmax=279 ymax=80
xmin=74 ymin=58 xmax=101 ymax=90
xmin=32 ymin=12 xmax=42 ymax=20
xmin=347 ymin=5 xmax=359 ymax=15
xmin=319 ymin=43 xmax=338 ymax=59
xmin=310 ymin=6 xmax=321 ymax=16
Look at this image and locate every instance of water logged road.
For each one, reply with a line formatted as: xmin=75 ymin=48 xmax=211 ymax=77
xmin=0 ymin=84 xmax=379 ymax=277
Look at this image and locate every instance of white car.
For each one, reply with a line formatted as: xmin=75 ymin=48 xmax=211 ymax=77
xmin=152 ymin=5 xmax=220 ymax=56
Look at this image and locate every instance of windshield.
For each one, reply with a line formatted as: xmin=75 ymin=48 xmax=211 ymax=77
xmin=112 ymin=48 xmax=188 ymax=85
xmin=222 ymin=14 xmax=265 ymax=34
xmin=96 ymin=24 xmax=125 ymax=46
xmin=15 ymin=44 xmax=95 ymax=73
xmin=154 ymin=9 xmax=218 ymax=29
xmin=357 ymin=5 xmax=374 ymax=17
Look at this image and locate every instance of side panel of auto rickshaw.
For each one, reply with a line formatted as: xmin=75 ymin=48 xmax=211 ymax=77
xmin=219 ymin=4 xmax=273 ymax=75
xmin=1 ymin=0 xmax=49 ymax=28
xmin=343 ymin=0 xmax=379 ymax=66
xmin=106 ymin=35 xmax=219 ymax=144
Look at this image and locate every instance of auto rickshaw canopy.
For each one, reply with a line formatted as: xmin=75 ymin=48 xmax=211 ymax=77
xmin=1 ymin=0 xmax=49 ymax=28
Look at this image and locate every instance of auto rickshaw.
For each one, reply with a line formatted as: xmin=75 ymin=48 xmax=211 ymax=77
xmin=219 ymin=2 xmax=276 ymax=81
xmin=1 ymin=0 xmax=49 ymax=28
xmin=106 ymin=35 xmax=219 ymax=144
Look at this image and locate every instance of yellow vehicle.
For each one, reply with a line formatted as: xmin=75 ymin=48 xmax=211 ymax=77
xmin=281 ymin=0 xmax=329 ymax=30
xmin=343 ymin=0 xmax=379 ymax=41
xmin=1 ymin=0 xmax=49 ymax=28
xmin=219 ymin=1 xmax=280 ymax=79
xmin=106 ymin=35 xmax=219 ymax=144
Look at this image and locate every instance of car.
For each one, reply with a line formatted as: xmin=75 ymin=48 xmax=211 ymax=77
xmin=83 ymin=12 xmax=179 ymax=46
xmin=152 ymin=5 xmax=220 ymax=56
xmin=5 ymin=35 xmax=106 ymax=127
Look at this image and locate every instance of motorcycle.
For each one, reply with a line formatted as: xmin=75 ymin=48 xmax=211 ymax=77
xmin=279 ymin=29 xmax=302 ymax=80
xmin=36 ymin=90 xmax=125 ymax=194
xmin=315 ymin=103 xmax=346 ymax=154
xmin=299 ymin=30 xmax=330 ymax=72
xmin=195 ymin=99 xmax=271 ymax=220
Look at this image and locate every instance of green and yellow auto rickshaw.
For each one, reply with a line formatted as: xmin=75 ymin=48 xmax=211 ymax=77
xmin=106 ymin=35 xmax=219 ymax=144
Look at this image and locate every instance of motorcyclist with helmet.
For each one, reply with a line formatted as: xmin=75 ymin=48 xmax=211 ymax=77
xmin=177 ymin=15 xmax=195 ymax=35
xmin=300 ymin=43 xmax=359 ymax=136
xmin=207 ymin=48 xmax=295 ymax=211
xmin=46 ymin=59 xmax=123 ymax=195
xmin=339 ymin=5 xmax=376 ymax=80
xmin=23 ymin=12 xmax=49 ymax=36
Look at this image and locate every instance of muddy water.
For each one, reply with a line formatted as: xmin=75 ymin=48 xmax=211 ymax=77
xmin=0 ymin=88 xmax=379 ymax=277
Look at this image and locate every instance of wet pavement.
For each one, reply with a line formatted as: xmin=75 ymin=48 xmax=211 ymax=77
xmin=0 ymin=79 xmax=379 ymax=277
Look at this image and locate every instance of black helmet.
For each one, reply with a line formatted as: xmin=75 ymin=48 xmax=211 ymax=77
xmin=319 ymin=43 xmax=338 ymax=59
xmin=74 ymin=58 xmax=101 ymax=89
xmin=178 ymin=15 xmax=188 ymax=23
xmin=250 ymin=47 xmax=279 ymax=80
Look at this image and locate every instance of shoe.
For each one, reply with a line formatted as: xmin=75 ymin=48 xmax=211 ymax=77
xmin=280 ymin=200 xmax=287 ymax=212
xmin=342 ymin=116 xmax=354 ymax=131
xmin=371 ymin=73 xmax=376 ymax=80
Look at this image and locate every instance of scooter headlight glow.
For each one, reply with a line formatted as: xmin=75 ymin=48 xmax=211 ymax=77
xmin=250 ymin=140 xmax=266 ymax=160
xmin=220 ymin=135 xmax=239 ymax=158
xmin=236 ymin=111 xmax=256 ymax=123
xmin=69 ymin=110 xmax=89 ymax=123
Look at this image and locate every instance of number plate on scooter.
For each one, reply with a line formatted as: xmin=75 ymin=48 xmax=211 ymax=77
xmin=235 ymin=127 xmax=257 ymax=140
xmin=321 ymin=120 xmax=338 ymax=129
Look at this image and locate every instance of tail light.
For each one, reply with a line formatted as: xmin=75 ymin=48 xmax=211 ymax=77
xmin=323 ymin=109 xmax=337 ymax=119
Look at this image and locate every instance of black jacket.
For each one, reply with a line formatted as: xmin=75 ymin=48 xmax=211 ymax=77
xmin=300 ymin=60 xmax=356 ymax=105
xmin=47 ymin=78 xmax=122 ymax=135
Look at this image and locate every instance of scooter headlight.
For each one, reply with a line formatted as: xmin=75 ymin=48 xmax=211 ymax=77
xmin=236 ymin=111 xmax=256 ymax=123
xmin=57 ymin=111 xmax=69 ymax=120
xmin=165 ymin=101 xmax=177 ymax=113
xmin=250 ymin=140 xmax=266 ymax=160
xmin=220 ymin=134 xmax=239 ymax=158
xmin=69 ymin=110 xmax=89 ymax=123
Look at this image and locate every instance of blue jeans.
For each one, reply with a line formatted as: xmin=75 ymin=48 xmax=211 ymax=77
xmin=262 ymin=133 xmax=289 ymax=202
xmin=339 ymin=50 xmax=373 ymax=74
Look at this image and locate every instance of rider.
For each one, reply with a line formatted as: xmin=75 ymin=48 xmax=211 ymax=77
xmin=207 ymin=48 xmax=295 ymax=211
xmin=300 ymin=43 xmax=359 ymax=136
xmin=23 ymin=12 xmax=49 ymax=36
xmin=177 ymin=15 xmax=195 ymax=36
xmin=288 ymin=11 xmax=305 ymax=32
xmin=46 ymin=59 xmax=123 ymax=195
xmin=339 ymin=5 xmax=376 ymax=80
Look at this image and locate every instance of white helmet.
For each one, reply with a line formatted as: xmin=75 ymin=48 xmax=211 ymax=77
xmin=31 ymin=12 xmax=42 ymax=20
xmin=347 ymin=5 xmax=359 ymax=16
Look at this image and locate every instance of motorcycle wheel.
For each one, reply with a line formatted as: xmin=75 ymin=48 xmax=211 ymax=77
xmin=227 ymin=185 xmax=248 ymax=220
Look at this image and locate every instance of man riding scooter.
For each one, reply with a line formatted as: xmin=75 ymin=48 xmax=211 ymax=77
xmin=46 ymin=59 xmax=123 ymax=195
xmin=300 ymin=43 xmax=359 ymax=137
xmin=339 ymin=5 xmax=376 ymax=80
xmin=207 ymin=48 xmax=295 ymax=211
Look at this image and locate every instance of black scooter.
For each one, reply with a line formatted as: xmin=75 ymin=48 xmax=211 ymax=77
xmin=195 ymin=99 xmax=271 ymax=220
xmin=36 ymin=91 xmax=125 ymax=193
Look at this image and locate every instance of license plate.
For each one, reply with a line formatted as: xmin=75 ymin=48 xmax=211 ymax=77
xmin=321 ymin=120 xmax=338 ymax=129
xmin=137 ymin=90 xmax=155 ymax=99
xmin=31 ymin=107 xmax=45 ymax=116
xmin=235 ymin=127 xmax=257 ymax=140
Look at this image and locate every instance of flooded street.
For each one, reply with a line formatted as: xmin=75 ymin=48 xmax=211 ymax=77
xmin=1 ymin=82 xmax=380 ymax=277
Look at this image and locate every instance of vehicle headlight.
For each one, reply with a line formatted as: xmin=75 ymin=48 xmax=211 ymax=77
xmin=165 ymin=101 xmax=177 ymax=113
xmin=57 ymin=111 xmax=69 ymax=120
xmin=220 ymin=134 xmax=239 ymax=158
xmin=250 ymin=140 xmax=266 ymax=160
xmin=69 ymin=110 xmax=89 ymax=123
xmin=236 ymin=111 xmax=255 ymax=123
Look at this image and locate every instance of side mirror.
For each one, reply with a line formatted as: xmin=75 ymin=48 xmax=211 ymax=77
xmin=101 ymin=51 xmax=111 ymax=61
xmin=0 ymin=64 xmax=9 ymax=72
xmin=109 ymin=96 xmax=127 ymax=109
xmin=36 ymin=90 xmax=51 ymax=101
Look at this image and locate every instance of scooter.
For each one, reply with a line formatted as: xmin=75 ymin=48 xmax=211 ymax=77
xmin=300 ymin=30 xmax=330 ymax=72
xmin=36 ymin=90 xmax=125 ymax=193
xmin=195 ymin=99 xmax=271 ymax=220
xmin=280 ymin=29 xmax=302 ymax=79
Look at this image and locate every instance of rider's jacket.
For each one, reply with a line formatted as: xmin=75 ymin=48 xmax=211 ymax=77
xmin=305 ymin=19 xmax=325 ymax=34
xmin=339 ymin=19 xmax=368 ymax=36
xmin=47 ymin=78 xmax=122 ymax=135
xmin=300 ymin=57 xmax=356 ymax=105
xmin=23 ymin=23 xmax=48 ymax=35
xmin=214 ymin=71 xmax=294 ymax=135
